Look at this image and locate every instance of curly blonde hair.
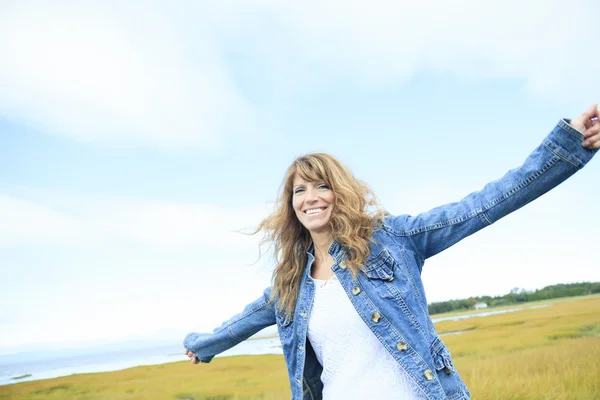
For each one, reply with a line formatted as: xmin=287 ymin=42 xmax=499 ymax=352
xmin=255 ymin=153 xmax=386 ymax=319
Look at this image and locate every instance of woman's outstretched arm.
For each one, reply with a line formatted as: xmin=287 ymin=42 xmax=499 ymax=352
xmin=183 ymin=286 xmax=276 ymax=364
xmin=384 ymin=105 xmax=599 ymax=261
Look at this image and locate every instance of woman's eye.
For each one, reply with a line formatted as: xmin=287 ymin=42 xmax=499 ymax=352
xmin=294 ymin=188 xmax=305 ymax=194
xmin=318 ymin=184 xmax=330 ymax=190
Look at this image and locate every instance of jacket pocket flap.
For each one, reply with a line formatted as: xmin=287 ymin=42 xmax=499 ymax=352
xmin=363 ymin=250 xmax=395 ymax=280
xmin=431 ymin=338 xmax=456 ymax=372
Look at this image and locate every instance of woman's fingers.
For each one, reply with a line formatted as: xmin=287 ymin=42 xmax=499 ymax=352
xmin=572 ymin=103 xmax=599 ymax=134
xmin=583 ymin=132 xmax=600 ymax=149
xmin=184 ymin=349 xmax=199 ymax=363
xmin=584 ymin=119 xmax=600 ymax=138
xmin=581 ymin=118 xmax=600 ymax=148
xmin=583 ymin=103 xmax=599 ymax=121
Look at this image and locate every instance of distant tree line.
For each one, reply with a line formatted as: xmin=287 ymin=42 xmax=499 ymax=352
xmin=428 ymin=281 xmax=600 ymax=315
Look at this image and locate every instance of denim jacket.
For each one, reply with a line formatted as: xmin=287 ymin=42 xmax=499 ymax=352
xmin=184 ymin=119 xmax=596 ymax=400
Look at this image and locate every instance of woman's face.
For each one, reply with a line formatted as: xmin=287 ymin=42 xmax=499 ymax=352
xmin=292 ymin=174 xmax=335 ymax=235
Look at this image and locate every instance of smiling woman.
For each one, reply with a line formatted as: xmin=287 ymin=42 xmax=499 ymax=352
xmin=184 ymin=106 xmax=599 ymax=400
xmin=292 ymin=178 xmax=334 ymax=234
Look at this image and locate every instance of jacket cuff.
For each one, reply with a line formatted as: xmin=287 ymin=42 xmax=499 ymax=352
xmin=183 ymin=332 xmax=200 ymax=350
xmin=183 ymin=332 xmax=215 ymax=363
xmin=542 ymin=119 xmax=597 ymax=170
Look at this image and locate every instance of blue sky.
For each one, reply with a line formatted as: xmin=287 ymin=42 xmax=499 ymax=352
xmin=1 ymin=1 xmax=599 ymax=352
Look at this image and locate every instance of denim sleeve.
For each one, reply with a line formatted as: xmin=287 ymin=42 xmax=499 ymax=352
xmin=183 ymin=286 xmax=276 ymax=363
xmin=385 ymin=119 xmax=597 ymax=261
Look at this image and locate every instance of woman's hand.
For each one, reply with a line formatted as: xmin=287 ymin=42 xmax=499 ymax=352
xmin=184 ymin=349 xmax=199 ymax=364
xmin=571 ymin=103 xmax=600 ymax=149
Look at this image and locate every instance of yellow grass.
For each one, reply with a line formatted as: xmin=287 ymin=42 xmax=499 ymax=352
xmin=2 ymin=295 xmax=599 ymax=399
xmin=0 ymin=355 xmax=290 ymax=400
xmin=438 ymin=294 xmax=600 ymax=399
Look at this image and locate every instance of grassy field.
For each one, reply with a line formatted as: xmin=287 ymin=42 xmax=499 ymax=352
xmin=2 ymin=295 xmax=599 ymax=399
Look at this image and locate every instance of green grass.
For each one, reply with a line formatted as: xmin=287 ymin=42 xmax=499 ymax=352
xmin=3 ymin=295 xmax=599 ymax=399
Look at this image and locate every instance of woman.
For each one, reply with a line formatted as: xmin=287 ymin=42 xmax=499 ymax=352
xmin=184 ymin=105 xmax=599 ymax=400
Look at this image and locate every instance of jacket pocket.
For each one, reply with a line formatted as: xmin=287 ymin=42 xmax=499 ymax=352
xmin=430 ymin=338 xmax=470 ymax=399
xmin=363 ymin=249 xmax=395 ymax=280
xmin=361 ymin=249 xmax=398 ymax=300
xmin=433 ymin=344 xmax=456 ymax=375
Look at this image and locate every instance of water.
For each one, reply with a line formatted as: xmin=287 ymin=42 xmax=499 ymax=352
xmin=0 ymin=303 xmax=551 ymax=386
xmin=0 ymin=337 xmax=282 ymax=387
xmin=431 ymin=304 xmax=551 ymax=323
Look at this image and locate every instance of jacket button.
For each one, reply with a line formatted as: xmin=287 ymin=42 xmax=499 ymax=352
xmin=371 ymin=312 xmax=381 ymax=323
xmin=396 ymin=342 xmax=408 ymax=351
xmin=424 ymin=369 xmax=434 ymax=381
xmin=339 ymin=261 xmax=347 ymax=269
xmin=352 ymin=287 xmax=361 ymax=295
xmin=444 ymin=367 xmax=452 ymax=375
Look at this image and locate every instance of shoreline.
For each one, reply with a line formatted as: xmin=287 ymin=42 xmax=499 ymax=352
xmin=0 ymin=337 xmax=283 ymax=387
xmin=1 ymin=302 xmax=561 ymax=387
xmin=1 ymin=354 xmax=287 ymax=392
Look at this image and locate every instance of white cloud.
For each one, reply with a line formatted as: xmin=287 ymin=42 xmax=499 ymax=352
xmin=0 ymin=195 xmax=84 ymax=243
xmin=250 ymin=0 xmax=599 ymax=99
xmin=0 ymin=192 xmax=276 ymax=348
xmin=1 ymin=1 xmax=599 ymax=149
xmin=0 ymin=193 xmax=268 ymax=251
xmin=0 ymin=2 xmax=251 ymax=150
xmin=104 ymin=202 xmax=266 ymax=251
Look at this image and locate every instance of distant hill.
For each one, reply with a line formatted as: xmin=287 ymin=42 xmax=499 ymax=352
xmin=428 ymin=281 xmax=600 ymax=315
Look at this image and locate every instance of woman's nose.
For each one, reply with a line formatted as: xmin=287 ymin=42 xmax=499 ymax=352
xmin=305 ymin=187 xmax=318 ymax=202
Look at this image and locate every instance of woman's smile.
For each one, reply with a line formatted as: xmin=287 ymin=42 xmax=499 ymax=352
xmin=304 ymin=206 xmax=328 ymax=216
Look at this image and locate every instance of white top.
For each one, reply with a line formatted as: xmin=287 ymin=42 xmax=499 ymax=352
xmin=307 ymin=275 xmax=426 ymax=400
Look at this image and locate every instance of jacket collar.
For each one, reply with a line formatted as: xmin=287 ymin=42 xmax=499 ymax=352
xmin=328 ymin=239 xmax=345 ymax=259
